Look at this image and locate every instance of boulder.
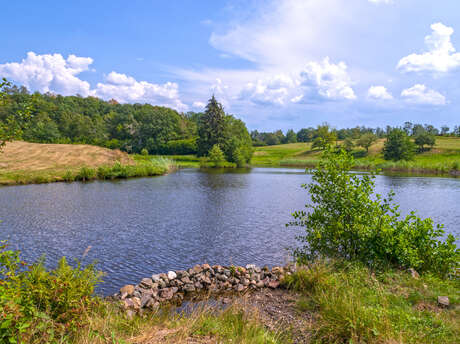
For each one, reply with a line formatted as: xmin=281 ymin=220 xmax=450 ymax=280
xmin=184 ymin=284 xmax=196 ymax=293
xmin=168 ymin=271 xmax=177 ymax=280
xmin=437 ymin=296 xmax=450 ymax=308
xmin=268 ymin=280 xmax=280 ymax=289
xmin=140 ymin=278 xmax=153 ymax=288
xmin=159 ymin=288 xmax=175 ymax=300
xmin=151 ymin=274 xmax=161 ymax=283
xmin=120 ymin=285 xmax=135 ymax=297
xmin=132 ymin=297 xmax=141 ymax=310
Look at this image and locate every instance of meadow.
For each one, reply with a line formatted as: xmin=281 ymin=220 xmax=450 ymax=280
xmin=252 ymin=136 xmax=460 ymax=174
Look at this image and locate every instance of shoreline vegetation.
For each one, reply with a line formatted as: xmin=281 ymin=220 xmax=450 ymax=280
xmin=1 ymin=136 xmax=460 ymax=186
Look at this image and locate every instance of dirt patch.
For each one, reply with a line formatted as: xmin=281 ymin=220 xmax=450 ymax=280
xmin=0 ymin=141 xmax=133 ymax=172
xmin=241 ymin=288 xmax=313 ymax=343
xmin=129 ymin=289 xmax=312 ymax=344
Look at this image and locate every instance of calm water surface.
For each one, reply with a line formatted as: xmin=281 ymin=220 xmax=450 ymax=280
xmin=0 ymin=168 xmax=458 ymax=294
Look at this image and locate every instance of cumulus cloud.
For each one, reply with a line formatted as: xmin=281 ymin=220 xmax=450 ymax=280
xmin=300 ymin=58 xmax=356 ymax=100
xmin=240 ymin=74 xmax=298 ymax=105
xmin=367 ymin=86 xmax=393 ymax=100
xmin=401 ymin=84 xmax=446 ymax=105
xmin=397 ymin=23 xmax=460 ymax=73
xmin=95 ymin=71 xmax=188 ymax=111
xmin=239 ymin=58 xmax=356 ymax=106
xmin=0 ymin=51 xmax=93 ymax=96
xmin=0 ymin=52 xmax=188 ymax=111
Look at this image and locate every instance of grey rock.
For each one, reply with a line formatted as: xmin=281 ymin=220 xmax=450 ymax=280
xmin=217 ymin=274 xmax=228 ymax=282
xmin=159 ymin=288 xmax=174 ymax=300
xmin=437 ymin=296 xmax=450 ymax=308
xmin=140 ymin=278 xmax=153 ymax=288
xmin=141 ymin=294 xmax=152 ymax=308
xmin=184 ymin=284 xmax=196 ymax=292
xmin=151 ymin=274 xmax=161 ymax=283
xmin=120 ymin=284 xmax=135 ymax=296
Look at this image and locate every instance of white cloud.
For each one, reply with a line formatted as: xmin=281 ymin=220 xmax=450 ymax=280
xmin=240 ymin=74 xmax=298 ymax=105
xmin=192 ymin=101 xmax=205 ymax=108
xmin=401 ymin=84 xmax=446 ymax=105
xmin=0 ymin=51 xmax=93 ymax=96
xmin=238 ymin=58 xmax=356 ymax=106
xmin=300 ymin=58 xmax=356 ymax=100
xmin=0 ymin=52 xmax=188 ymax=111
xmin=367 ymin=86 xmax=393 ymax=100
xmin=397 ymin=23 xmax=460 ymax=73
xmin=95 ymin=71 xmax=188 ymax=111
xmin=209 ymin=0 xmax=350 ymax=69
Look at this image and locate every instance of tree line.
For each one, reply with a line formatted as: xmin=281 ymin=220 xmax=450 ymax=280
xmin=1 ymin=79 xmax=459 ymax=164
xmin=251 ymin=122 xmax=460 ymax=147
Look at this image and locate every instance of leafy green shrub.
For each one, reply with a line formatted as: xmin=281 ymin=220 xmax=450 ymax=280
xmin=63 ymin=170 xmax=75 ymax=182
xmin=288 ymin=148 xmax=459 ymax=276
xmin=208 ymin=144 xmax=226 ymax=167
xmin=232 ymin=147 xmax=247 ymax=167
xmin=140 ymin=148 xmax=149 ymax=156
xmin=76 ymin=166 xmax=96 ymax=181
xmin=383 ymin=128 xmax=415 ymax=161
xmin=0 ymin=242 xmax=103 ymax=343
xmin=160 ymin=138 xmax=198 ymax=155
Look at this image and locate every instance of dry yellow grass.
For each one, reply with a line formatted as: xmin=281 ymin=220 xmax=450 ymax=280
xmin=0 ymin=141 xmax=133 ymax=171
xmin=0 ymin=141 xmax=134 ymax=184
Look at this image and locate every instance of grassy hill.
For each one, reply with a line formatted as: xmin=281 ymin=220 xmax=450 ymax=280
xmin=0 ymin=141 xmax=171 ymax=185
xmin=252 ymin=136 xmax=460 ymax=175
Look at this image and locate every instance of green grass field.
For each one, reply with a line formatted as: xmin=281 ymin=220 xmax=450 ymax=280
xmin=252 ymin=137 xmax=460 ymax=174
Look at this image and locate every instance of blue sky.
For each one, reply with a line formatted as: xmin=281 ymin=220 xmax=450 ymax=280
xmin=1 ymin=0 xmax=459 ymax=131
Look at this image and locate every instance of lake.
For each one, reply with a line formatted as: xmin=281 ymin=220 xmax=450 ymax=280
xmin=0 ymin=168 xmax=459 ymax=295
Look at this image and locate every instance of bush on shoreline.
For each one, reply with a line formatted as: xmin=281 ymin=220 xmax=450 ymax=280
xmin=289 ymin=148 xmax=459 ymax=276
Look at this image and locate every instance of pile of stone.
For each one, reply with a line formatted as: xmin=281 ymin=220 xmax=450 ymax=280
xmin=114 ymin=263 xmax=295 ymax=313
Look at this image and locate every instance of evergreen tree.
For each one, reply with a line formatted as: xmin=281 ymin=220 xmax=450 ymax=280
xmin=197 ymin=95 xmax=226 ymax=156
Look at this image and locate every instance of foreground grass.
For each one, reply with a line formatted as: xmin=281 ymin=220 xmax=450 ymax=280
xmin=54 ymin=262 xmax=460 ymax=343
xmin=253 ymin=137 xmax=460 ymax=174
xmin=283 ymin=260 xmax=460 ymax=344
xmin=73 ymin=302 xmax=283 ymax=344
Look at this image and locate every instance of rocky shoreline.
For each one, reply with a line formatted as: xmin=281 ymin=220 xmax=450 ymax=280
xmin=113 ymin=263 xmax=296 ymax=315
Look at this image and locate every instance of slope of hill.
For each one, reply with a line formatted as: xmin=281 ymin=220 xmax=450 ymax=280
xmin=0 ymin=141 xmax=170 ymax=185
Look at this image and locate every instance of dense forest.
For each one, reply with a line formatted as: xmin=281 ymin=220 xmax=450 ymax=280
xmin=0 ymin=84 xmax=253 ymax=164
